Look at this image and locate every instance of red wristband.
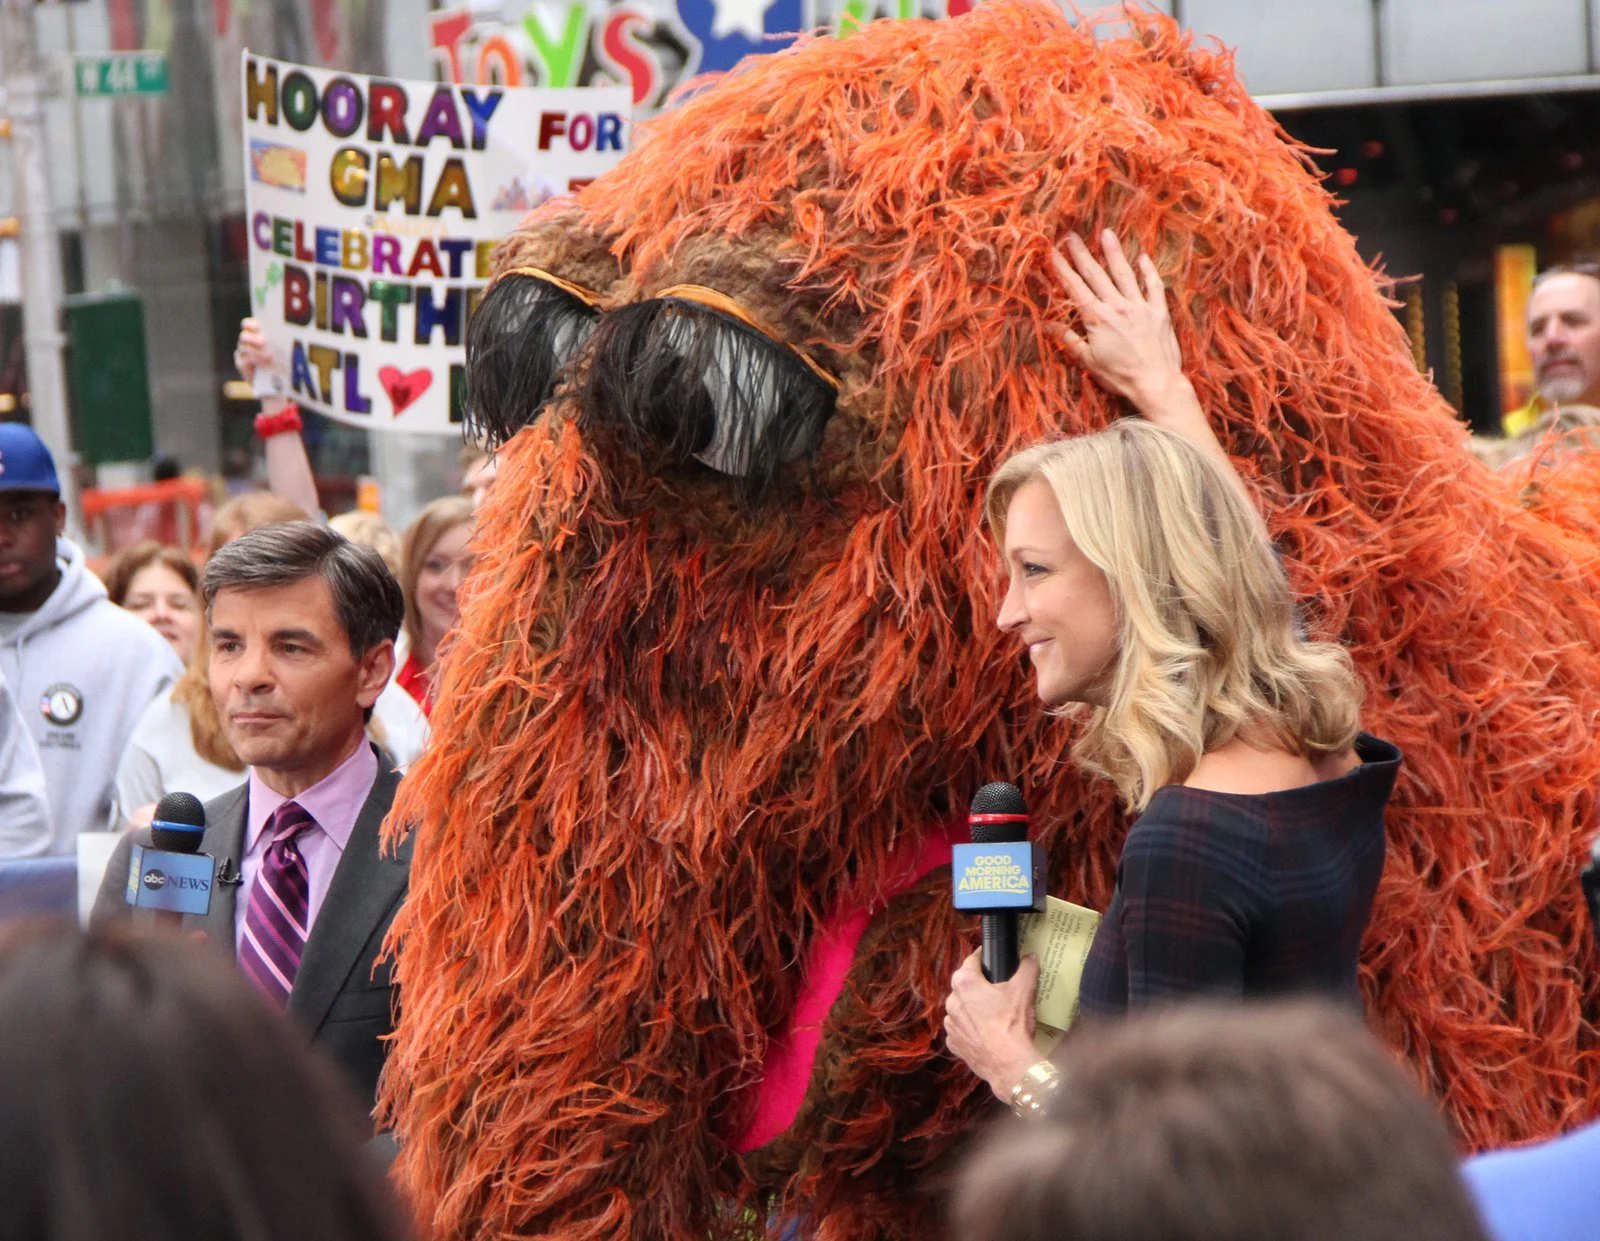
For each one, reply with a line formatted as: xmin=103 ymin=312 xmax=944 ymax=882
xmin=254 ymin=403 xmax=304 ymax=440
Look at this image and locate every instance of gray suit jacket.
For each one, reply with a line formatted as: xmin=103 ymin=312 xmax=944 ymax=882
xmin=91 ymin=751 xmax=409 ymax=1111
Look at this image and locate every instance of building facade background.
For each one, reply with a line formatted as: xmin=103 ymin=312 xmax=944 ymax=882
xmin=3 ymin=0 xmax=1599 ymax=519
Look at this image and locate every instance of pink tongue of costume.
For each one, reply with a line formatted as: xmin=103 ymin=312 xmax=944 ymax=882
xmin=732 ymin=819 xmax=965 ymax=1153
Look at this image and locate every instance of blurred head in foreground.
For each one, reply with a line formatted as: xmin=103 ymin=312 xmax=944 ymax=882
xmin=951 ymin=1000 xmax=1488 ymax=1241
xmin=0 ymin=920 xmax=411 ymax=1241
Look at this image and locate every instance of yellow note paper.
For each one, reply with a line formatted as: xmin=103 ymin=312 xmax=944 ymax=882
xmin=1018 ymin=896 xmax=1102 ymax=1055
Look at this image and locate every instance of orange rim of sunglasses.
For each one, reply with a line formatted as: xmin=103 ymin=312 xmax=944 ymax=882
xmin=491 ymin=265 xmax=606 ymax=310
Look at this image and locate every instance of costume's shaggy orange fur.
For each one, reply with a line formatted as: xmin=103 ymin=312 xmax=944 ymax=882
xmin=382 ymin=6 xmax=1600 ymax=1238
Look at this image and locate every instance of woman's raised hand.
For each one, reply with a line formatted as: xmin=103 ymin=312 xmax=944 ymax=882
xmin=1050 ymin=231 xmax=1187 ymax=407
xmin=1049 ymin=229 xmax=1232 ymax=472
xmin=234 ymin=317 xmax=274 ymax=385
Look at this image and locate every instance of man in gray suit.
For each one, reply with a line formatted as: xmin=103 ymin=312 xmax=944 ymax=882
xmin=94 ymin=522 xmax=410 ymax=1114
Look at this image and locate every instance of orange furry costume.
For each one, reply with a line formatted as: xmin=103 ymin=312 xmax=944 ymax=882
xmin=382 ymin=5 xmax=1600 ymax=1238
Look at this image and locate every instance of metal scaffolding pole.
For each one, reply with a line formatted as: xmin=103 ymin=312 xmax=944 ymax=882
xmin=0 ymin=0 xmax=81 ymax=531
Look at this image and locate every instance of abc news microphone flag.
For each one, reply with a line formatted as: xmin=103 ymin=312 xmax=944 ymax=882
xmin=242 ymin=54 xmax=629 ymax=434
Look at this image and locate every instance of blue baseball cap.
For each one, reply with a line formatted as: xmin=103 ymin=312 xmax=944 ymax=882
xmin=0 ymin=424 xmax=60 ymax=495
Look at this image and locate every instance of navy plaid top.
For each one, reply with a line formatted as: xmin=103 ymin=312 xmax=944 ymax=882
xmin=1078 ymin=733 xmax=1401 ymax=1017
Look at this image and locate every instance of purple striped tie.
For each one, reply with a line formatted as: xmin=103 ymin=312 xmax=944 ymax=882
xmin=239 ymin=801 xmax=314 ymax=1008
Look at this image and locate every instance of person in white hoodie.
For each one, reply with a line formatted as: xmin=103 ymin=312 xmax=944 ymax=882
xmin=0 ymin=666 xmax=53 ymax=858
xmin=0 ymin=425 xmax=181 ymax=854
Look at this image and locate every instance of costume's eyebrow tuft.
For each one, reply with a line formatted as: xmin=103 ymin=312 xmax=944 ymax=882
xmin=654 ymin=285 xmax=841 ymax=393
xmin=577 ymin=297 xmax=838 ymax=508
xmin=464 ymin=272 xmax=601 ymax=447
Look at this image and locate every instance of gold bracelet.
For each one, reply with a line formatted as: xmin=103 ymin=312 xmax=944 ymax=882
xmin=1008 ymin=1059 xmax=1062 ymax=1119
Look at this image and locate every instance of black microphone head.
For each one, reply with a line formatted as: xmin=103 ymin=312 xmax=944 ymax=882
xmin=969 ymin=781 xmax=1028 ymax=843
xmin=151 ymin=791 xmax=207 ymax=854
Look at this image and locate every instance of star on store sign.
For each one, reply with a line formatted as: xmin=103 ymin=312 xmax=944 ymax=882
xmin=710 ymin=0 xmax=776 ymax=41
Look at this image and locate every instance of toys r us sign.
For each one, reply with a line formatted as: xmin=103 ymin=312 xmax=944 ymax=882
xmin=429 ymin=0 xmax=977 ymax=111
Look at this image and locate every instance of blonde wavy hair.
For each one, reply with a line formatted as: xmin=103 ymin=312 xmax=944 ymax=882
xmin=329 ymin=510 xmax=403 ymax=577
xmin=986 ymin=421 xmax=1362 ymax=810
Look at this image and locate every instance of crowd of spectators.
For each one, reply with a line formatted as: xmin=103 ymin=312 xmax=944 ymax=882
xmin=86 ymin=325 xmax=486 ymax=842
xmin=0 ymin=313 xmax=491 ymax=863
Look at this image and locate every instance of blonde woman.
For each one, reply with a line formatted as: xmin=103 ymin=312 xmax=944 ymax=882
xmin=394 ymin=497 xmax=473 ymax=717
xmin=943 ymin=233 xmax=1402 ymax=1110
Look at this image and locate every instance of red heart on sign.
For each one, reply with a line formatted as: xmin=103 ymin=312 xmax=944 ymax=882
xmin=378 ymin=366 xmax=433 ymax=416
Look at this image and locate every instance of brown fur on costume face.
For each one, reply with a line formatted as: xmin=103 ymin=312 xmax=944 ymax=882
xmin=490 ymin=200 xmax=627 ymax=303
xmin=384 ymin=4 xmax=1600 ymax=1241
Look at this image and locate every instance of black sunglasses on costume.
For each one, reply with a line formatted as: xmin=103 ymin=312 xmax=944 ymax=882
xmin=464 ymin=268 xmax=840 ymax=504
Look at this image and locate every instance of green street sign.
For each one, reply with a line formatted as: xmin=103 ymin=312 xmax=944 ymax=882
xmin=74 ymin=52 xmax=168 ymax=98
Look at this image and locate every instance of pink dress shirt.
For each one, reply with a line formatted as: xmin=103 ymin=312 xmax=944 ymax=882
xmin=234 ymin=740 xmax=379 ymax=960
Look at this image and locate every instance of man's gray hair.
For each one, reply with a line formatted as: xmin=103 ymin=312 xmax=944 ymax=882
xmin=202 ymin=522 xmax=404 ymax=656
xmin=1533 ymin=260 xmax=1600 ymax=291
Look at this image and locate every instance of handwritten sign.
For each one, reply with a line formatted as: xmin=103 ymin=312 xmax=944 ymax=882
xmin=242 ymin=53 xmax=628 ymax=433
xmin=1019 ymin=897 xmax=1102 ymax=1053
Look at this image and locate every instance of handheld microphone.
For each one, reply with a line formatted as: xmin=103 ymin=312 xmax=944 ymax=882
xmin=952 ymin=781 xmax=1044 ymax=982
xmin=125 ymin=791 xmax=214 ymax=919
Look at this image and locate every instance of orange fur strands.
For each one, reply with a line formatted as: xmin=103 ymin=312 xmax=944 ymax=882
xmin=383 ymin=6 xmax=1600 ymax=1240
